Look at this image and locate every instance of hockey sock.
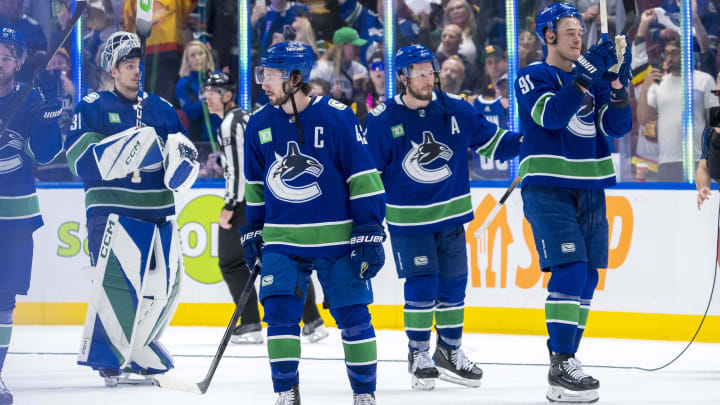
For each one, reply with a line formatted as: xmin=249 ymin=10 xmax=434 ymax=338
xmin=435 ymin=276 xmax=467 ymax=349
xmin=403 ymin=274 xmax=439 ymax=352
xmin=263 ymin=295 xmax=304 ymax=392
xmin=330 ymin=304 xmax=376 ymax=394
xmin=546 ymin=262 xmax=587 ymax=354
xmin=574 ymin=267 xmax=599 ymax=352
xmin=0 ymin=292 xmax=16 ymax=373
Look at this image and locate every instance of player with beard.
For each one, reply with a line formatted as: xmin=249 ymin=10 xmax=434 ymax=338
xmin=241 ymin=41 xmax=386 ymax=405
xmin=363 ymin=44 xmax=523 ymax=391
xmin=0 ymin=27 xmax=62 ymax=405
xmin=515 ymin=3 xmax=632 ymax=403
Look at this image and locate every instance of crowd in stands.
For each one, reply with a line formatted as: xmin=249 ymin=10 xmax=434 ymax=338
xmin=6 ymin=0 xmax=719 ymax=183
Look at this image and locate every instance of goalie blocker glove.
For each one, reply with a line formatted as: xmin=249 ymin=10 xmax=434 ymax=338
xmin=350 ymin=223 xmax=386 ymax=279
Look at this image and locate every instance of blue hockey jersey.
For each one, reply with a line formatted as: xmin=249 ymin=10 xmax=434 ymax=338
xmin=0 ymin=84 xmax=62 ymax=233
xmin=244 ymin=96 xmax=385 ymax=257
xmin=339 ymin=0 xmax=383 ymax=65
xmin=364 ymin=91 xmax=522 ymax=234
xmin=65 ymin=90 xmax=186 ymax=221
xmin=515 ymin=61 xmax=632 ymax=189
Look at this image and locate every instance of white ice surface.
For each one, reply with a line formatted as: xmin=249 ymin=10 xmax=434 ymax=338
xmin=4 ymin=325 xmax=720 ymax=404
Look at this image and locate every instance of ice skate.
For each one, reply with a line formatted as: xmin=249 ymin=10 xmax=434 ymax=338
xmin=100 ymin=369 xmax=154 ymax=387
xmin=353 ymin=392 xmax=376 ymax=404
xmin=547 ymin=352 xmax=599 ymax=403
xmin=231 ymin=322 xmax=264 ymax=344
xmin=275 ymin=384 xmax=300 ymax=405
xmin=432 ymin=343 xmax=483 ymax=387
xmin=301 ymin=318 xmax=328 ymax=343
xmin=408 ymin=350 xmax=439 ymax=390
xmin=0 ymin=376 xmax=12 ymax=405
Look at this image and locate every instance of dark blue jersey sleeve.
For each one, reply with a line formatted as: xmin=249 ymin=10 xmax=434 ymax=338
xmin=515 ymin=66 xmax=586 ymax=130
xmin=335 ymin=106 xmax=386 ymax=226
xmin=593 ymin=82 xmax=632 ymax=139
xmin=459 ymin=97 xmax=522 ymax=162
xmin=64 ymin=97 xmax=105 ymax=179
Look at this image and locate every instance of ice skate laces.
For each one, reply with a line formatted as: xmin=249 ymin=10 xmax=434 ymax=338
xmin=413 ymin=350 xmax=435 ymax=371
xmin=450 ymin=348 xmax=476 ymax=372
xmin=564 ymin=357 xmax=591 ymax=380
xmin=277 ymin=388 xmax=297 ymax=404
xmin=354 ymin=393 xmax=376 ymax=405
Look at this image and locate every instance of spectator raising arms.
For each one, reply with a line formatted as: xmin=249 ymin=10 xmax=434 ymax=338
xmin=176 ymin=40 xmax=217 ymax=142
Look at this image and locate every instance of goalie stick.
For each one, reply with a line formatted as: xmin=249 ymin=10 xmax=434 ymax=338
xmin=130 ymin=0 xmax=153 ymax=183
xmin=152 ymin=260 xmax=262 ymax=394
xmin=0 ymin=0 xmax=88 ymax=137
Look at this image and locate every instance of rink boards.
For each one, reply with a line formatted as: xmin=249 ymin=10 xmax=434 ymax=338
xmin=14 ymin=184 xmax=720 ymax=342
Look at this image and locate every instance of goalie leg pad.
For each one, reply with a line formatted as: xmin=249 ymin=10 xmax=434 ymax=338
xmin=93 ymin=126 xmax=163 ymax=181
xmin=163 ymin=133 xmax=199 ymax=192
xmin=78 ymin=215 xmax=181 ymax=374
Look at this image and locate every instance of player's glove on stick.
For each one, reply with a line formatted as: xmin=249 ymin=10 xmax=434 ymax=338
xmin=33 ymin=69 xmax=63 ymax=123
xmin=239 ymin=222 xmax=264 ymax=269
xmin=573 ymin=40 xmax=617 ymax=89
xmin=350 ymin=223 xmax=386 ymax=279
xmin=603 ymin=35 xmax=632 ymax=85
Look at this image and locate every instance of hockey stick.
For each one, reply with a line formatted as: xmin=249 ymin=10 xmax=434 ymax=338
xmin=0 ymin=0 xmax=88 ymax=137
xmin=153 ymin=259 xmax=262 ymax=394
xmin=130 ymin=0 xmax=153 ymax=183
xmin=472 ymin=174 xmax=522 ymax=239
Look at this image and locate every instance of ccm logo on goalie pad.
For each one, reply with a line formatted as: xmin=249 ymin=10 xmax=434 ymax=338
xmin=350 ymin=235 xmax=384 ymax=244
xmin=99 ymin=219 xmax=116 ymax=259
xmin=125 ymin=140 xmax=142 ymax=164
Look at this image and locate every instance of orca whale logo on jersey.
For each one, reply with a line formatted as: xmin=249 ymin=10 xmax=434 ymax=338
xmin=568 ymin=92 xmax=596 ymax=138
xmin=402 ymin=131 xmax=453 ymax=183
xmin=266 ymin=141 xmax=325 ymax=203
xmin=0 ymin=125 xmax=25 ymax=175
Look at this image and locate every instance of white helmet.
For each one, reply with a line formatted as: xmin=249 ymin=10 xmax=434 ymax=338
xmin=100 ymin=31 xmax=141 ymax=72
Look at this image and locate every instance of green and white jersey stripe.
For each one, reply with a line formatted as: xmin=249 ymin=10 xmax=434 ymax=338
xmin=245 ymin=181 xmax=265 ymax=206
xmin=519 ymin=155 xmax=615 ymax=181
xmin=475 ymin=128 xmax=509 ymax=160
xmin=531 ymin=92 xmax=556 ymax=127
xmin=84 ymin=187 xmax=174 ymax=212
xmin=263 ymin=219 xmax=353 ymax=248
xmin=347 ymin=169 xmax=385 ymax=200
xmin=386 ymin=193 xmax=472 ymax=227
xmin=0 ymin=193 xmax=41 ymax=220
xmin=596 ymin=103 xmax=610 ymax=137
xmin=66 ymin=131 xmax=104 ymax=176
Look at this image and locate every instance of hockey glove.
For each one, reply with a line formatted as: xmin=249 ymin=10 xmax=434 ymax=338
xmin=163 ymin=133 xmax=200 ymax=192
xmin=350 ymin=223 xmax=386 ymax=280
xmin=602 ymin=35 xmax=632 ymax=85
xmin=573 ymin=40 xmax=618 ymax=89
xmin=32 ymin=69 xmax=63 ymax=123
xmin=239 ymin=222 xmax=264 ymax=269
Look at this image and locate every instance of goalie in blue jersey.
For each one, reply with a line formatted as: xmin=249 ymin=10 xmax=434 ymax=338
xmin=0 ymin=27 xmax=62 ymax=405
xmin=65 ymin=32 xmax=200 ymax=386
xmin=241 ymin=41 xmax=386 ymax=405
xmin=515 ymin=3 xmax=632 ymax=403
xmin=364 ymin=44 xmax=523 ymax=391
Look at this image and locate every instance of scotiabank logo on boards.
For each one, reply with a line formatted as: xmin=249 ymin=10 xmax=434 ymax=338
xmin=467 ymin=195 xmax=634 ymax=291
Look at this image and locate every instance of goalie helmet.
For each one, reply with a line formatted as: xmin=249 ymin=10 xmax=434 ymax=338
xmin=101 ymin=31 xmax=142 ymax=72
xmin=535 ymin=3 xmax=586 ymax=45
xmin=0 ymin=27 xmax=27 ymax=63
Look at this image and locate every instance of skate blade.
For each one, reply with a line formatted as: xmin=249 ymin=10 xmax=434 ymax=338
xmin=437 ymin=368 xmax=482 ymax=388
xmin=230 ymin=331 xmax=264 ymax=344
xmin=411 ymin=375 xmax=436 ymax=390
xmin=104 ymin=375 xmax=154 ymax=387
xmin=546 ymin=385 xmax=599 ymax=403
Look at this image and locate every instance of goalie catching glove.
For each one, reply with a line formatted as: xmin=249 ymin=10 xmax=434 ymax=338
xmin=163 ymin=133 xmax=200 ymax=192
xmin=350 ymin=223 xmax=386 ymax=279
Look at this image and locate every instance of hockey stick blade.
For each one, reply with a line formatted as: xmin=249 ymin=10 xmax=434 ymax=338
xmin=152 ymin=374 xmax=203 ymax=394
xmin=0 ymin=0 xmax=88 ymax=137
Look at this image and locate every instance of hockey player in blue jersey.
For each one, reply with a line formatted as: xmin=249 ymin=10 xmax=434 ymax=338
xmin=65 ymin=32 xmax=199 ymax=386
xmin=0 ymin=27 xmax=62 ymax=405
xmin=364 ymin=44 xmax=523 ymax=391
xmin=241 ymin=41 xmax=386 ymax=405
xmin=516 ymin=3 xmax=632 ymax=403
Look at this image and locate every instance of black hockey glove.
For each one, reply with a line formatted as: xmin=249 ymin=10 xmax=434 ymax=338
xmin=350 ymin=223 xmax=386 ymax=280
xmin=33 ymin=69 xmax=63 ymax=121
xmin=239 ymin=222 xmax=264 ymax=269
xmin=573 ymin=40 xmax=617 ymax=89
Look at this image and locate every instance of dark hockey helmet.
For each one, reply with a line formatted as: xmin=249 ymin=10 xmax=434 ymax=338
xmin=394 ymin=44 xmax=439 ymax=81
xmin=0 ymin=27 xmax=27 ymax=63
xmin=535 ymin=3 xmax=586 ymax=45
xmin=101 ymin=31 xmax=142 ymax=72
xmin=203 ymin=72 xmax=236 ymax=93
xmin=255 ymin=41 xmax=315 ymax=84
